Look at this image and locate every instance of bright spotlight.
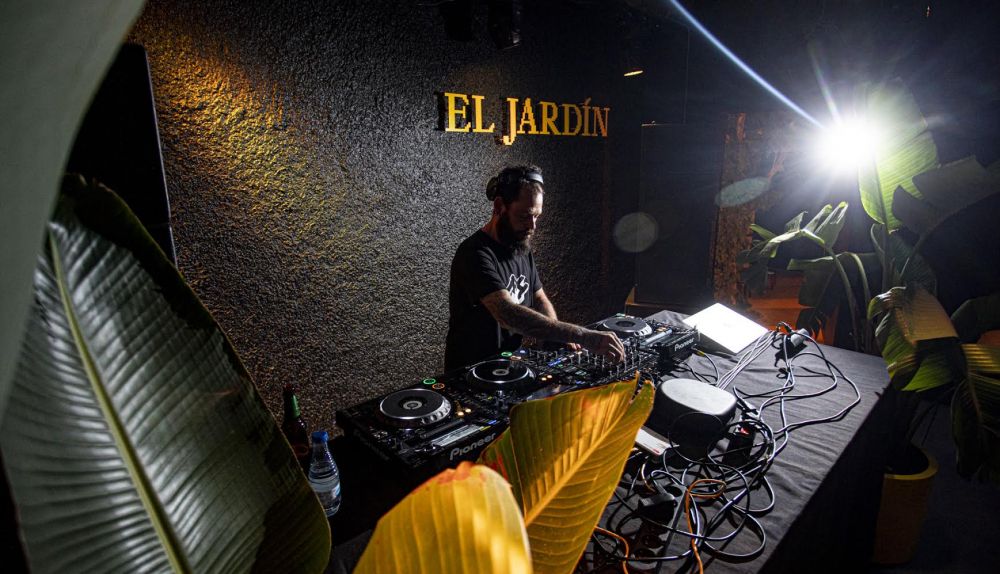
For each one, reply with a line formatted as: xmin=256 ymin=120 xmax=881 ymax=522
xmin=814 ymin=119 xmax=883 ymax=174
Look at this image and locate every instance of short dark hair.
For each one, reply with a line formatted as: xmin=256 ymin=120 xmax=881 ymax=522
xmin=486 ymin=164 xmax=544 ymax=204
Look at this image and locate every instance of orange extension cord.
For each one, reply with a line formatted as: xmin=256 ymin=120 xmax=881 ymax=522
xmin=593 ymin=526 xmax=631 ymax=574
xmin=685 ymin=478 xmax=727 ymax=574
xmin=593 ymin=477 xmax=727 ymax=574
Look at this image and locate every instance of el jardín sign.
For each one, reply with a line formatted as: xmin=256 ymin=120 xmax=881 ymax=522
xmin=440 ymin=92 xmax=610 ymax=145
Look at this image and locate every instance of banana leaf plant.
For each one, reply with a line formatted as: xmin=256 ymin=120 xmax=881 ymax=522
xmin=865 ymin=155 xmax=1000 ymax=483
xmin=737 ymin=201 xmax=876 ymax=351
xmin=849 ymin=81 xmax=1000 ymax=481
xmin=737 ymin=81 xmax=942 ymax=352
xmin=355 ymin=376 xmax=655 ymax=574
xmin=0 ymin=176 xmax=331 ymax=572
xmin=738 ymin=77 xmax=1000 ymax=482
xmin=868 ymin=287 xmax=1000 ymax=482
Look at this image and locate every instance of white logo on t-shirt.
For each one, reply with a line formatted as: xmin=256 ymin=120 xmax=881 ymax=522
xmin=506 ymin=274 xmax=529 ymax=304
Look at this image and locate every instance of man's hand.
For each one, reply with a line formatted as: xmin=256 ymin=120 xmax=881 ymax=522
xmin=580 ymin=329 xmax=625 ymax=363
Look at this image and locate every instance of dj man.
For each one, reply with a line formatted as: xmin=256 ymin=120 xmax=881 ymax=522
xmin=444 ymin=165 xmax=626 ymax=370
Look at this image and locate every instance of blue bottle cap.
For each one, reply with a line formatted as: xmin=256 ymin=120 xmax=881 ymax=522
xmin=311 ymin=430 xmax=329 ymax=442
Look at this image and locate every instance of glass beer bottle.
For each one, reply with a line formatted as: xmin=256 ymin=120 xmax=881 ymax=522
xmin=282 ymin=383 xmax=311 ymax=470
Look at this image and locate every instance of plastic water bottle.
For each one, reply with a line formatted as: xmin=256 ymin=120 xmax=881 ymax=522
xmin=308 ymin=430 xmax=342 ymax=517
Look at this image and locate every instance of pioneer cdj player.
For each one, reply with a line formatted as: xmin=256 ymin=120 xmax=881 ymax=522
xmin=335 ymin=315 xmax=697 ymax=477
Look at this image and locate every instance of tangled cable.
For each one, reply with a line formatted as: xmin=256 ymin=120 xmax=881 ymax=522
xmin=582 ymin=326 xmax=861 ymax=572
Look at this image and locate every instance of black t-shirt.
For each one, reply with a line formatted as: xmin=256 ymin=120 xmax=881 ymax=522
xmin=445 ymin=230 xmax=542 ymax=370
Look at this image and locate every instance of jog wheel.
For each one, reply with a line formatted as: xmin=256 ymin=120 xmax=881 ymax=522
xmin=378 ymin=388 xmax=452 ymax=428
xmin=465 ymin=358 xmax=537 ymax=393
xmin=597 ymin=315 xmax=652 ymax=338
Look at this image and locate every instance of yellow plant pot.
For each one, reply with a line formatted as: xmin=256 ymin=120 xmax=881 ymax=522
xmin=872 ymin=448 xmax=939 ymax=565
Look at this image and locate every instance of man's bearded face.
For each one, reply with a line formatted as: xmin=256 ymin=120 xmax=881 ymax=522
xmin=498 ymin=186 xmax=543 ymax=254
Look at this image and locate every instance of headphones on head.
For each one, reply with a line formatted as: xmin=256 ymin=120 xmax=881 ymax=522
xmin=486 ymin=166 xmax=544 ymax=201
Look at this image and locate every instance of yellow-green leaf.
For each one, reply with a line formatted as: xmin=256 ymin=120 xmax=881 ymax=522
xmin=900 ymin=353 xmax=954 ymax=392
xmin=478 ymin=377 xmax=655 ymax=574
xmin=871 ymin=285 xmax=964 ymax=390
xmin=354 ymin=462 xmax=531 ymax=574
xmin=857 ymin=81 xmax=939 ymax=230
xmin=876 ymin=285 xmax=957 ymax=345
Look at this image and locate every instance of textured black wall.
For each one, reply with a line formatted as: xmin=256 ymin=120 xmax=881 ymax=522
xmin=129 ymin=0 xmax=645 ymax=433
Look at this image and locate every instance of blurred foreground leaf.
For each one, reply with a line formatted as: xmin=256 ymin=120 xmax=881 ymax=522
xmin=478 ymin=377 xmax=655 ymax=573
xmin=354 ymin=462 xmax=531 ymax=574
xmin=0 ymin=177 xmax=330 ymax=573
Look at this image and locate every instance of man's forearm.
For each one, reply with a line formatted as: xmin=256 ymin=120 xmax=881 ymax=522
xmin=534 ymin=295 xmax=557 ymax=321
xmin=481 ymin=290 xmax=623 ymax=359
xmin=490 ymin=296 xmax=584 ymax=343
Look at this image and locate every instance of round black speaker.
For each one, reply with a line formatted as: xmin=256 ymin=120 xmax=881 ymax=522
xmin=646 ymin=378 xmax=737 ymax=457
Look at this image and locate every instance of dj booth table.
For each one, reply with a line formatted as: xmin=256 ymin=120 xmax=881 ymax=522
xmin=326 ymin=310 xmax=892 ymax=573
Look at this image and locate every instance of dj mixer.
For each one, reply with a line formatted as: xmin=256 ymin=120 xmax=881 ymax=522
xmin=335 ymin=315 xmax=697 ymax=476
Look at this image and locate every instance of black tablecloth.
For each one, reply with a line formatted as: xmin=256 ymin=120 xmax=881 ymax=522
xmin=328 ymin=310 xmax=892 ymax=573
xmin=587 ymin=310 xmax=893 ymax=573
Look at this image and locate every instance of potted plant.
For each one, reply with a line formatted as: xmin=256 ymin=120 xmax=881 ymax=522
xmin=863 ymin=152 xmax=1000 ymax=561
xmin=739 ymin=80 xmax=1000 ymax=563
xmin=737 ymin=200 xmax=878 ymax=353
xmin=853 ymin=81 xmax=1000 ymax=488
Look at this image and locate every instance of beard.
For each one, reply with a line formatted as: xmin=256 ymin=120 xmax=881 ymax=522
xmin=498 ymin=213 xmax=533 ymax=255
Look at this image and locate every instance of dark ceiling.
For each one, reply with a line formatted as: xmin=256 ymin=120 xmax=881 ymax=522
xmin=610 ymin=0 xmax=1000 ymax=162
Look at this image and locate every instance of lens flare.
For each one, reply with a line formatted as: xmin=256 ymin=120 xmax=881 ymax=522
xmin=814 ymin=119 xmax=883 ymax=174
xmin=614 ymin=212 xmax=659 ymax=253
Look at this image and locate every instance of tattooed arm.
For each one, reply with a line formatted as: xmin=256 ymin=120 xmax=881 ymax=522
xmin=532 ymin=288 xmax=557 ymax=320
xmin=531 ymin=288 xmax=583 ymax=351
xmin=481 ymin=289 xmax=624 ymax=360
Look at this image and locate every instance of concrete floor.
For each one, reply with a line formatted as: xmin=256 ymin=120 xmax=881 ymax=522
xmin=870 ymin=400 xmax=1000 ymax=573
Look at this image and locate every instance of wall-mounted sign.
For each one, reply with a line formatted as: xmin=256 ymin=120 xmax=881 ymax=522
xmin=440 ymin=92 xmax=610 ymax=146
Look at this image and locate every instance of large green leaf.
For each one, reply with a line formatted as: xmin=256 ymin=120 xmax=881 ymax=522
xmin=899 ymin=157 xmax=1000 ymax=236
xmin=857 ymin=81 xmax=940 ymax=230
xmin=788 ymin=251 xmax=875 ymax=307
xmin=871 ymin=285 xmax=1000 ymax=482
xmin=478 ymin=378 xmax=655 ymax=574
xmin=1 ymin=0 xmax=146 ymax=426
xmin=869 ymin=285 xmax=962 ymax=390
xmin=738 ymin=204 xmax=846 ymax=297
xmin=964 ymin=344 xmax=1000 ymax=377
xmin=788 ymin=255 xmax=839 ymax=306
xmin=786 ymin=252 xmax=877 ymax=345
xmin=748 ymin=223 xmax=776 ymax=241
xmin=0 ymin=177 xmax=330 ymax=573
xmin=900 ymin=350 xmax=962 ymax=392
xmin=803 ymin=201 xmax=848 ymax=247
xmin=887 ymin=159 xmax=1000 ymax=300
xmin=354 ymin=462 xmax=531 ymax=574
